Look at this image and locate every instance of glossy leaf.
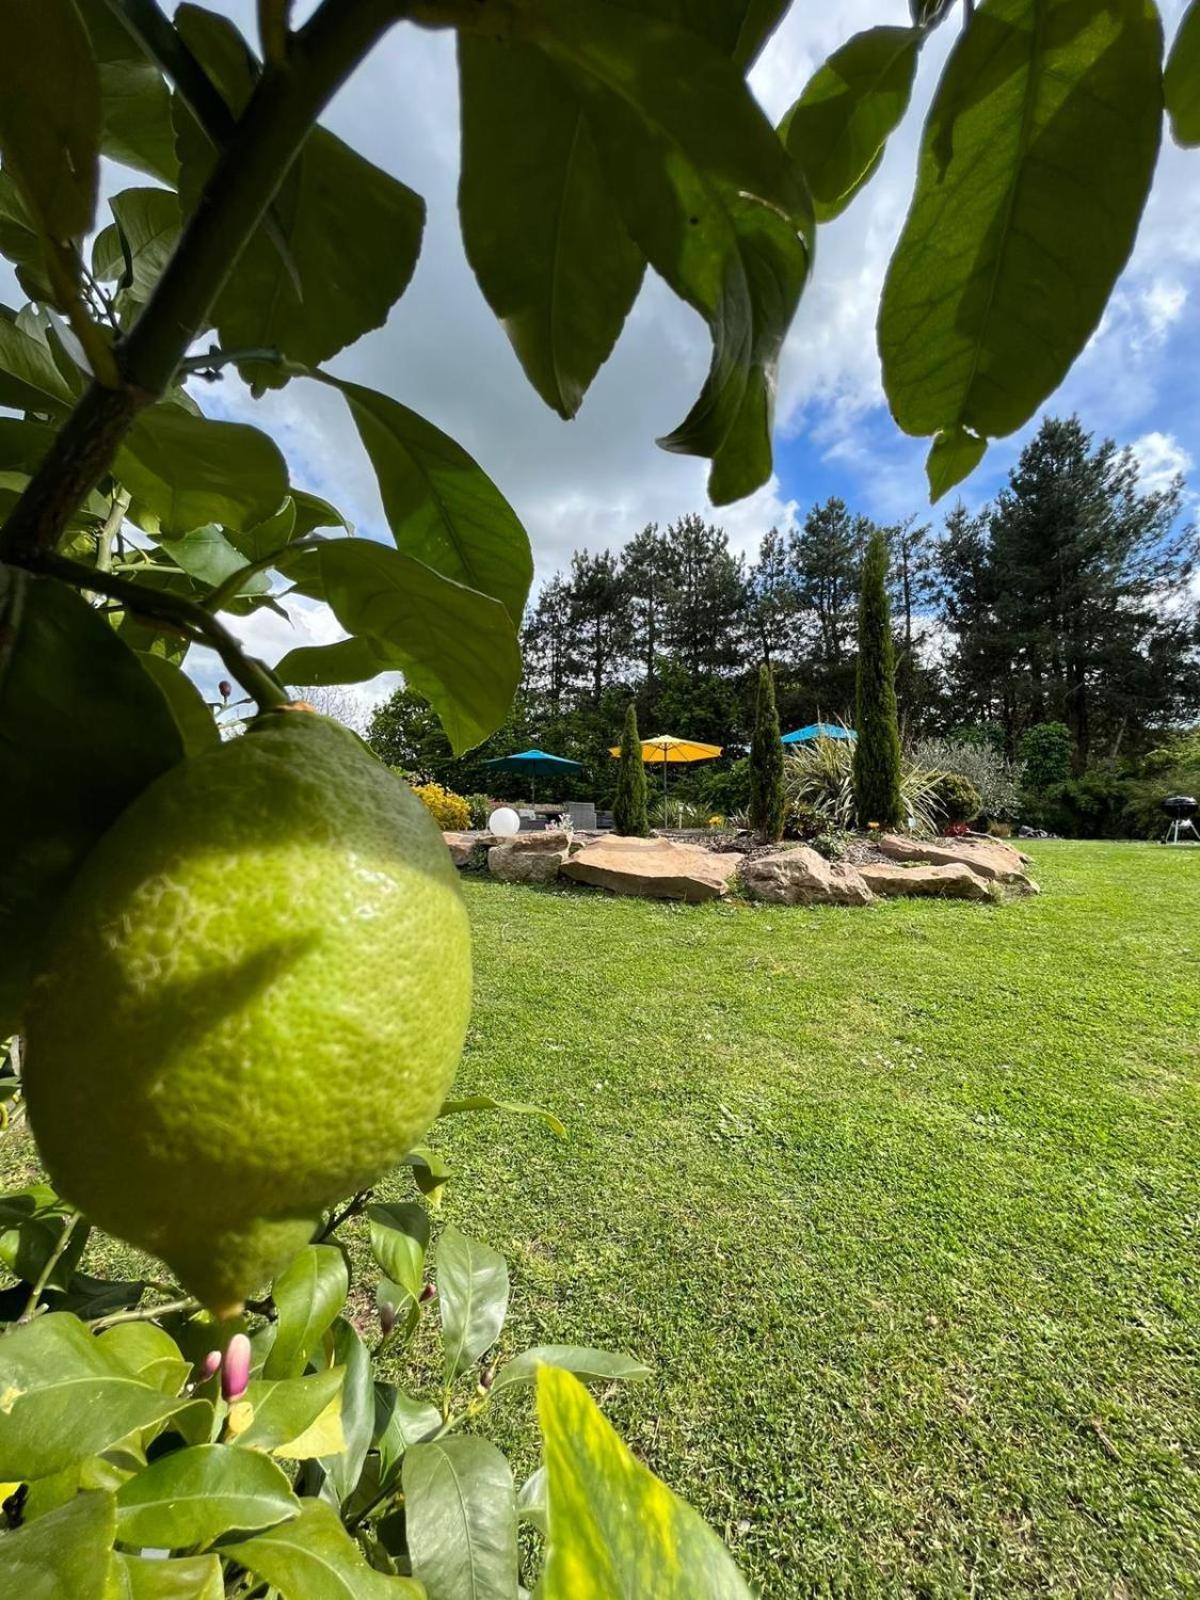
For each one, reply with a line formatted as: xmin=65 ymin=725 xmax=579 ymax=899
xmin=0 ymin=1488 xmax=115 ymax=1600
xmin=174 ymin=6 xmax=424 ymax=394
xmin=237 ymin=1498 xmax=424 ymax=1598
xmin=291 ymin=489 xmax=353 ymax=539
xmin=136 ymin=654 xmax=222 ymax=756
xmin=97 ymin=1320 xmax=191 ymax=1396
xmin=458 ymin=35 xmax=644 ymax=420
xmin=403 ymin=1437 xmax=518 ymax=1600
xmin=373 ymin=1382 xmax=442 ymax=1483
xmin=437 ymin=1225 xmax=510 ymax=1381
xmin=0 ymin=1313 xmax=190 ymax=1481
xmin=230 ymin=1366 xmax=345 ymax=1456
xmin=274 ymin=635 xmax=389 ymax=689
xmin=109 ymin=1552 xmax=223 ymax=1599
xmin=436 ymin=1094 xmax=566 ymax=1137
xmin=227 ymin=497 xmax=298 ymax=564
xmin=0 ymin=314 xmax=78 ymax=412
xmin=0 ymin=0 xmax=100 ymax=241
xmin=1166 ymin=0 xmax=1200 ymax=145
xmin=538 ymin=1366 xmax=751 ymax=1597
xmin=517 ymin=0 xmax=812 ymax=503
xmin=320 ymin=376 xmax=532 ymax=624
xmin=367 ymin=1202 xmax=430 ymax=1304
xmin=75 ymin=0 xmax=179 ymax=183
xmin=780 ymin=26 xmax=922 ymax=222
xmin=115 ymin=1443 xmax=299 ymax=1548
xmin=293 ymin=539 xmax=522 ymax=754
xmin=879 ymin=0 xmax=1163 ymax=465
xmin=265 ymin=1243 xmax=349 ymax=1379
xmin=0 ymin=569 xmax=182 ymax=1033
xmin=0 ymin=173 xmax=54 ymax=303
xmin=516 ymin=1465 xmax=547 ymax=1533
xmin=117 ymin=407 xmax=288 ymax=536
xmin=0 ymin=1185 xmax=88 ymax=1292
xmin=321 ymin=1318 xmax=373 ymax=1501
xmin=493 ymin=1345 xmax=651 ymax=1395
xmin=92 ymin=188 xmax=181 ymax=311
xmin=158 ymin=525 xmax=274 ymax=597
xmin=926 ymin=423 xmax=987 ymax=502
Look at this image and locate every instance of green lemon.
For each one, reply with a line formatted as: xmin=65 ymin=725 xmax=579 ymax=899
xmin=23 ymin=711 xmax=471 ymax=1313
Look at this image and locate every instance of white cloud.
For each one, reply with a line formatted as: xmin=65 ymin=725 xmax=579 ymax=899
xmin=1130 ymin=430 xmax=1194 ymax=494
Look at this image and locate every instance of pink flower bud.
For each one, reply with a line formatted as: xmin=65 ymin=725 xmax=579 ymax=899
xmin=379 ymin=1300 xmax=398 ymax=1336
xmin=419 ymin=1283 xmax=436 ymax=1304
xmin=221 ymin=1333 xmax=252 ymax=1403
xmin=480 ymin=1364 xmax=495 ymax=1391
xmin=218 ymin=680 xmax=233 ymax=701
xmin=199 ymin=1350 xmax=222 ymax=1382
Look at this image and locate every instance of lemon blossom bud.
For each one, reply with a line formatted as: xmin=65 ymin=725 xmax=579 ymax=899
xmin=379 ymin=1299 xmax=398 ymax=1335
xmin=222 ymin=1333 xmax=252 ymax=1403
xmin=218 ymin=681 xmax=233 ymax=701
xmin=199 ymin=1350 xmax=221 ymax=1382
xmin=419 ymin=1283 xmax=436 ymax=1304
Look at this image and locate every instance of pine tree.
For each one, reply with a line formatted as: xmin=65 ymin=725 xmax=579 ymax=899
xmin=749 ymin=661 xmax=785 ymax=843
xmin=853 ymin=530 xmax=903 ymax=829
xmin=613 ymin=701 xmax=649 ymax=837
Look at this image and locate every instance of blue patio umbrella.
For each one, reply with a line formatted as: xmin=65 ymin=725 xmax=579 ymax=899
xmin=781 ymin=722 xmax=856 ymax=745
xmin=481 ymin=748 xmax=584 ymax=801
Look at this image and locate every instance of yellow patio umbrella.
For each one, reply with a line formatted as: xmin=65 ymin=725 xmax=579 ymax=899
xmin=607 ymin=732 xmax=723 ymax=811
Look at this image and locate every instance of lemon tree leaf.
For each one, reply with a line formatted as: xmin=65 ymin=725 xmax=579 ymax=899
xmin=0 ymin=314 xmax=78 ymax=413
xmin=1166 ymin=0 xmax=1200 ymax=145
xmin=0 ymin=1314 xmax=191 ymax=1481
xmin=516 ymin=1465 xmax=547 ymax=1533
xmin=367 ymin=1203 xmax=430 ymax=1304
xmin=317 ymin=376 xmax=532 ymax=625
xmin=136 ymin=654 xmax=221 ymax=757
xmin=109 ymin=1552 xmax=223 ymax=1599
xmin=230 ymin=1367 xmax=345 ymax=1455
xmin=0 ymin=1489 xmax=115 ymax=1600
xmin=0 ymin=0 xmax=100 ymax=242
xmin=403 ymin=1437 xmax=518 ymax=1600
xmin=436 ymin=1095 xmax=566 ymax=1137
xmin=97 ymin=1321 xmax=191 ymax=1396
xmin=238 ymin=1498 xmax=424 ymax=1598
xmin=458 ymin=35 xmax=644 ymax=421
xmin=373 ymin=1383 xmax=442 ymax=1483
xmin=157 ymin=525 xmax=273 ymax=598
xmin=117 ymin=407 xmax=288 ymax=536
xmin=0 ymin=570 xmax=182 ymax=1035
xmin=74 ymin=0 xmax=179 ymax=184
xmin=115 ymin=1444 xmax=299 ymax=1548
xmin=492 ymin=1346 xmax=651 ymax=1395
xmin=879 ymin=0 xmax=1163 ymax=475
xmin=226 ymin=498 xmax=298 ymax=565
xmin=926 ymin=423 xmax=987 ymax=502
xmin=0 ymin=1185 xmax=88 ymax=1292
xmin=515 ymin=0 xmax=812 ymax=504
xmin=174 ymin=7 xmax=424 ymax=395
xmin=321 ymin=1318 xmax=373 ymax=1501
xmin=0 ymin=174 xmax=55 ymax=302
xmin=300 ymin=539 xmax=523 ymax=754
xmin=780 ymin=26 xmax=921 ymax=222
xmin=291 ymin=489 xmax=352 ymax=539
xmin=92 ymin=188 xmax=181 ymax=311
xmin=265 ymin=1244 xmax=349 ymax=1379
xmin=274 ymin=635 xmax=388 ymax=690
xmin=437 ymin=1225 xmax=509 ymax=1382
xmin=537 ymin=1365 xmax=752 ymax=1597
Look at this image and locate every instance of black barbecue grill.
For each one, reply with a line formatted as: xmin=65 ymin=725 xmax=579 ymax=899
xmin=1162 ymin=793 xmax=1199 ymax=845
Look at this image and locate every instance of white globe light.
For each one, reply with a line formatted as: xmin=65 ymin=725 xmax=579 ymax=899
xmin=489 ymin=807 xmax=520 ymax=838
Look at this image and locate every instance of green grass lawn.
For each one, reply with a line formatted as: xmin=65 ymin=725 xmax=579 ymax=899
xmin=5 ymin=841 xmax=1200 ymax=1595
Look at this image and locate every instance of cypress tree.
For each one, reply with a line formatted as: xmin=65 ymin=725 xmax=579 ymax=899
xmin=853 ymin=529 xmax=903 ymax=829
xmin=613 ymin=701 xmax=649 ymax=836
xmin=749 ymin=661 xmax=785 ymax=843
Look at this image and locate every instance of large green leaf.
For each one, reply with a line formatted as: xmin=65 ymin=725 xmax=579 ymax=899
xmin=92 ymin=188 xmax=182 ymax=312
xmin=74 ymin=0 xmax=179 ymax=183
xmin=0 ymin=174 xmax=55 ymax=303
xmin=319 ymin=376 xmax=532 ymax=625
xmin=537 ymin=1365 xmax=752 ymax=1597
xmin=274 ymin=635 xmax=389 ymax=690
xmin=367 ymin=1202 xmax=430 ymax=1304
xmin=0 ymin=315 xmax=78 ymax=413
xmin=436 ymin=1094 xmax=566 ymax=1137
xmin=97 ymin=1321 xmax=191 ymax=1396
xmin=0 ymin=1489 xmax=115 ymax=1600
xmin=277 ymin=540 xmax=522 ymax=754
xmin=0 ymin=1313 xmax=190 ymax=1481
xmin=1166 ymin=0 xmax=1200 ymax=145
xmin=925 ymin=423 xmax=987 ymax=501
xmin=437 ymin=1225 xmax=510 ymax=1382
xmin=403 ymin=1437 xmax=518 ymax=1600
xmin=117 ymin=406 xmax=288 ymax=535
xmin=109 ymin=1553 xmax=223 ymax=1600
xmin=634 ymin=0 xmax=789 ymax=67
xmin=231 ymin=1367 xmax=345 ymax=1456
xmin=878 ymin=0 xmax=1163 ymax=491
xmin=373 ymin=1383 xmax=442 ymax=1483
xmin=0 ymin=0 xmax=100 ymax=242
xmin=237 ymin=1498 xmax=424 ymax=1598
xmin=492 ymin=1345 xmax=651 ymax=1395
xmin=157 ymin=525 xmax=273 ymax=597
xmin=516 ymin=0 xmax=812 ymax=503
xmin=174 ymin=5 xmax=424 ymax=394
xmin=321 ymin=1318 xmax=373 ymax=1502
xmin=115 ymin=1443 xmax=299 ymax=1548
xmin=136 ymin=654 xmax=222 ymax=757
xmin=458 ymin=35 xmax=644 ymax=420
xmin=780 ymin=26 xmax=922 ymax=222
xmin=0 ymin=570 xmax=183 ymax=1033
xmin=264 ymin=1244 xmax=348 ymax=1380
xmin=0 ymin=1185 xmax=88 ymax=1293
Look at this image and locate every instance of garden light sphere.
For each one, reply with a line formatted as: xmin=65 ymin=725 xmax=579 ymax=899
xmin=489 ymin=807 xmax=520 ymax=837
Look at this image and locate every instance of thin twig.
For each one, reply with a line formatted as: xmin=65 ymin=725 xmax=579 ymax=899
xmin=177 ymin=346 xmax=284 ymax=379
xmin=89 ymin=1295 xmax=198 ymax=1332
xmin=94 ymin=489 xmax=132 ymax=576
xmin=315 ymin=1188 xmax=373 ymax=1242
xmin=16 ymin=1212 xmax=82 ymax=1325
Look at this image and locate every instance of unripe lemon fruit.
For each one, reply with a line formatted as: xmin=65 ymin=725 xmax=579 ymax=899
xmin=23 ymin=712 xmax=471 ymax=1313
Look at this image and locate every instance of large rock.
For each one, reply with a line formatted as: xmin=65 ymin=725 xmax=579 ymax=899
xmin=859 ymin=862 xmax=994 ymax=902
xmin=443 ymin=831 xmax=492 ymax=868
xmin=561 ymin=835 xmax=741 ymax=903
xmin=501 ymin=829 xmax=572 ymax=853
xmin=740 ymin=846 xmax=873 ymax=907
xmin=488 ymin=844 xmax=569 ymax=884
xmin=878 ymin=832 xmax=1037 ymax=890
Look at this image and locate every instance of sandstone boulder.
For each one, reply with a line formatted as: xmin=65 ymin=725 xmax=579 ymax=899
xmin=561 ymin=835 xmax=741 ymax=902
xmin=443 ymin=831 xmax=492 ymax=868
xmin=859 ymin=862 xmax=994 ymax=902
xmin=878 ymin=832 xmax=1037 ymax=890
xmin=488 ymin=844 xmax=569 ymax=884
xmin=740 ymin=846 xmax=873 ymax=907
xmin=500 ymin=829 xmax=572 ymax=853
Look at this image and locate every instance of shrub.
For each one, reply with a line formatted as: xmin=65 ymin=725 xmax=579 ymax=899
xmin=912 ymin=737 xmax=1020 ymax=819
xmin=697 ymin=757 xmax=752 ymax=816
xmin=466 ymin=792 xmax=493 ymax=828
xmin=853 ymin=530 xmax=903 ymax=828
xmin=1020 ymin=722 xmax=1073 ymax=791
xmin=411 ymin=780 xmax=471 ymax=831
xmin=929 ymin=770 xmax=983 ymax=827
xmin=784 ymin=736 xmax=944 ymax=836
xmin=749 ymin=662 xmax=786 ymax=843
xmin=614 ymin=701 xmax=650 ymax=837
xmin=1025 ymin=772 xmax=1128 ymax=838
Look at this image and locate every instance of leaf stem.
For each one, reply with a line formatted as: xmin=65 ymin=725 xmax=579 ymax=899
xmin=17 ymin=1212 xmax=82 ymax=1325
xmin=95 ymin=489 xmax=132 ymax=576
xmin=89 ymin=1295 xmax=198 ymax=1332
xmin=177 ymin=346 xmax=284 ymax=378
xmin=315 ymin=1188 xmax=374 ymax=1242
